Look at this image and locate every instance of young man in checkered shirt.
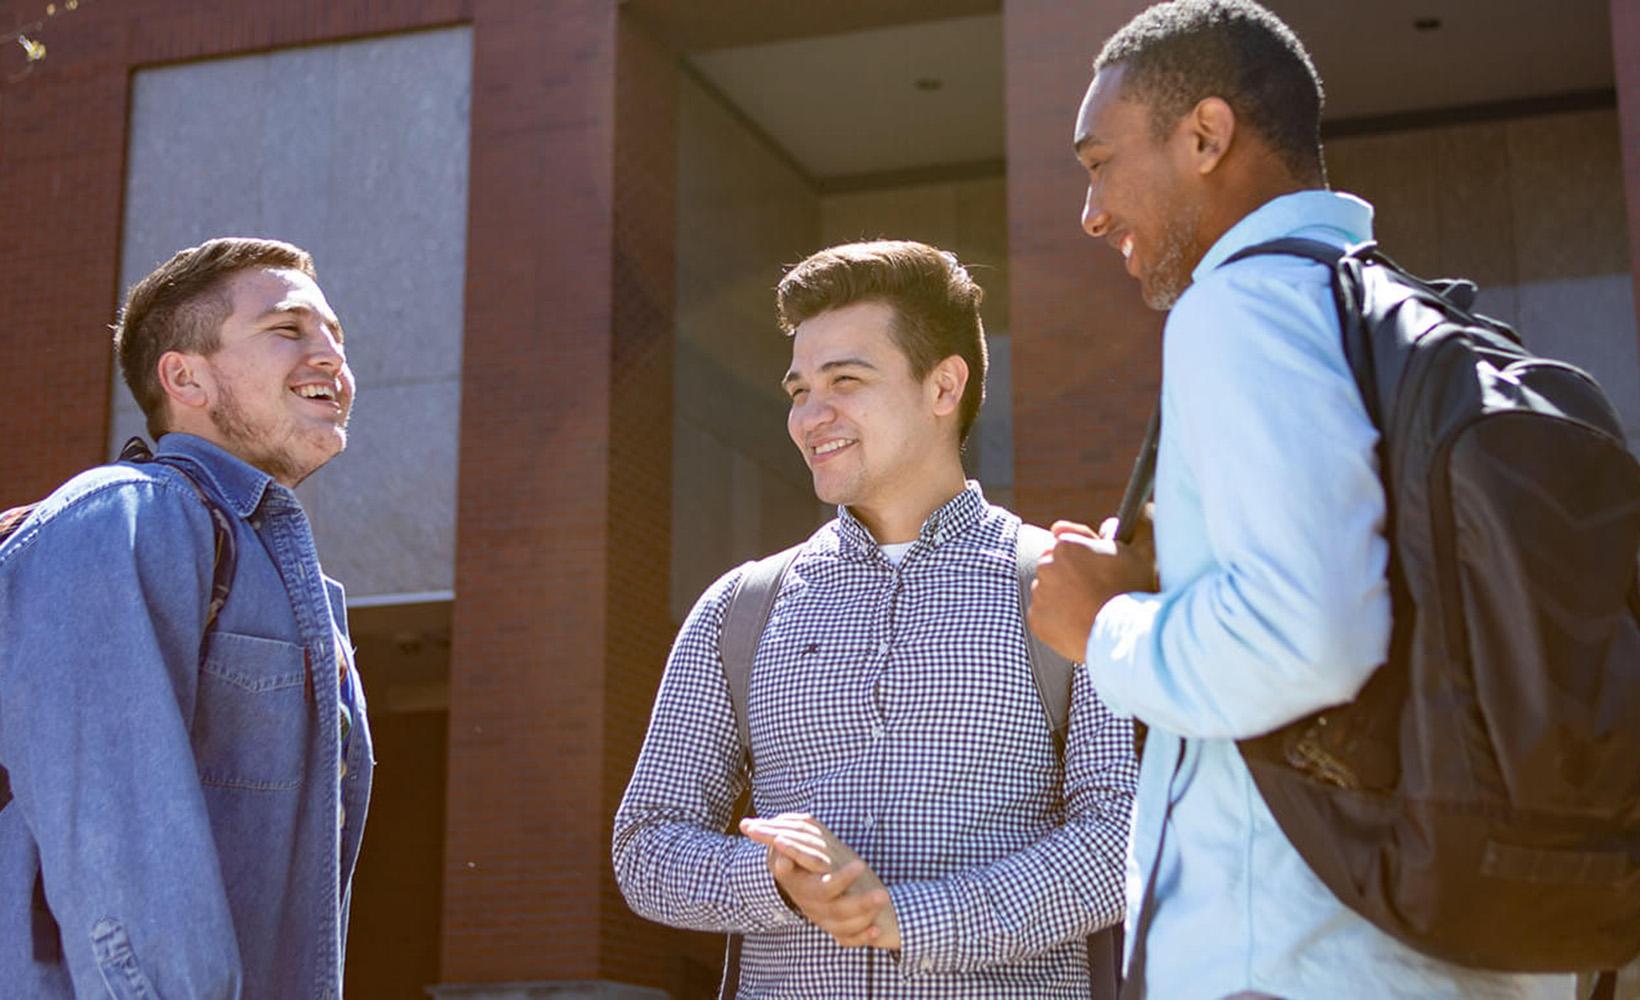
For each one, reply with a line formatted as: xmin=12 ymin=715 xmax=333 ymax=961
xmin=614 ymin=240 xmax=1137 ymax=997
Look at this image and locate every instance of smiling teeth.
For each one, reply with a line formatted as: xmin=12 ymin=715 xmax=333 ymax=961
xmin=295 ymin=385 xmax=334 ymax=399
xmin=1121 ymin=234 xmax=1134 ymax=260
xmin=814 ymin=439 xmax=854 ymax=455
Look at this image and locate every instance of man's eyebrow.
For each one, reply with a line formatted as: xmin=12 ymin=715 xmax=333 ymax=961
xmin=258 ymin=302 xmax=345 ymax=343
xmin=781 ymin=357 xmax=876 ymax=388
xmin=1074 ymin=132 xmax=1103 ymax=157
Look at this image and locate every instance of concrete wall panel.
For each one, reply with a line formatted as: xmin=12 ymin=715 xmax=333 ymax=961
xmin=114 ymin=27 xmax=473 ymax=599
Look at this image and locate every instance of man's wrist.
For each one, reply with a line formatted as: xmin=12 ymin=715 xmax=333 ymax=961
xmin=729 ymin=837 xmax=805 ymax=928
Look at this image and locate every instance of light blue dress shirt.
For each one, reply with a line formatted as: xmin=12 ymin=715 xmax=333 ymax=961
xmin=1085 ymin=190 xmax=1575 ymax=999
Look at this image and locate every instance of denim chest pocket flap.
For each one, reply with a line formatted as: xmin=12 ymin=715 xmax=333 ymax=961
xmin=196 ymin=630 xmax=308 ymax=791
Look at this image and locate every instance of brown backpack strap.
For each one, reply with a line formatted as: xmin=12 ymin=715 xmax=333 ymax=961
xmin=719 ymin=544 xmax=803 ymax=769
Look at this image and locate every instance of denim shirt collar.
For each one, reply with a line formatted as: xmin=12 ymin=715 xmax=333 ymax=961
xmin=153 ymin=433 xmax=278 ymax=520
xmin=1192 ymin=189 xmax=1375 ymax=282
xmin=836 ymin=480 xmax=989 ymax=557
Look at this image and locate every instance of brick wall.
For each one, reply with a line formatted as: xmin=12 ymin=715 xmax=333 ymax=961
xmin=442 ymin=0 xmax=620 ymax=983
xmin=1003 ymin=0 xmax=1161 ymax=528
xmin=0 ymin=0 xmax=707 ymax=990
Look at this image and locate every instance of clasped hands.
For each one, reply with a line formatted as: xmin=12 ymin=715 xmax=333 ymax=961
xmin=740 ymin=813 xmax=901 ymax=951
xmin=1027 ymin=508 xmax=1159 ymax=662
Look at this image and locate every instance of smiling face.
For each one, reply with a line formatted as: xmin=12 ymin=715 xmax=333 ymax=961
xmin=184 ymin=267 xmax=354 ymax=486
xmin=784 ymin=300 xmax=960 ymax=521
xmin=1074 ymin=63 xmax=1207 ymax=311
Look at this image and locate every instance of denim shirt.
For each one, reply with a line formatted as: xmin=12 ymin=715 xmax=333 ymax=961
xmin=0 ymin=433 xmax=374 ymax=1000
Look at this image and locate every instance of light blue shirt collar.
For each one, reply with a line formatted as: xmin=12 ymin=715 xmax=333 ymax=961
xmin=1192 ymin=189 xmax=1375 ymax=281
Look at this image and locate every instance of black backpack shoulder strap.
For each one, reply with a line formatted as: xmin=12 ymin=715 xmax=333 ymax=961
xmin=1015 ymin=523 xmax=1074 ymax=747
xmin=1221 ymin=236 xmax=1347 ymax=269
xmin=719 ymin=544 xmax=803 ymax=767
xmin=1217 ymin=238 xmax=1382 ymax=431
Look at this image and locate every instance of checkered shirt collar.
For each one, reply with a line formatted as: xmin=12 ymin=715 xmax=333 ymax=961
xmin=834 ymin=480 xmax=989 ymax=557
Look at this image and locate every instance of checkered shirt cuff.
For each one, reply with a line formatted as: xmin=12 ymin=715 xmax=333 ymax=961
xmin=728 ymin=836 xmax=806 ymax=930
xmin=887 ymin=879 xmax=961 ymax=977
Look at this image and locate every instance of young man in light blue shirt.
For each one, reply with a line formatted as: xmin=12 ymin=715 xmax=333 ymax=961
xmin=1027 ymin=2 xmax=1574 ymax=997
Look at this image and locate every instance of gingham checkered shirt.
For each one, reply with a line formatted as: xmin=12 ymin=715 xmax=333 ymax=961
xmin=614 ymin=484 xmax=1137 ymax=998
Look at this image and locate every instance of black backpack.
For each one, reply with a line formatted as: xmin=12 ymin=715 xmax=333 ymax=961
xmin=0 ymin=436 xmax=236 ymax=962
xmin=1217 ymin=238 xmax=1640 ymax=972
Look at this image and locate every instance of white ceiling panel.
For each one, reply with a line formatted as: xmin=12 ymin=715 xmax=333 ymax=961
xmin=690 ymin=13 xmax=1005 ymax=180
xmin=686 ymin=1 xmax=1616 ymax=182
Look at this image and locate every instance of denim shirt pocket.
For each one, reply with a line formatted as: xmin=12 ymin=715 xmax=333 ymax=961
xmin=196 ymin=631 xmax=308 ymax=791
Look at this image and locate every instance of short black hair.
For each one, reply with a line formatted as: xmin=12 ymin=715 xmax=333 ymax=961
xmin=1095 ymin=0 xmax=1325 ymax=182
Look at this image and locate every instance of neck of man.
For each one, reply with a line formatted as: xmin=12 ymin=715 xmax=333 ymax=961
xmin=847 ymin=450 xmax=970 ymax=546
xmin=1197 ymin=151 xmax=1324 ymax=261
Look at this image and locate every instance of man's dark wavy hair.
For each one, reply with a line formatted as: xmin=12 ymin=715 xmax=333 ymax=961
xmin=1096 ymin=0 xmax=1326 ymax=183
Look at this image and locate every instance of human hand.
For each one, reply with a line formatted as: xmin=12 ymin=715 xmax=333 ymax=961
xmin=740 ymin=813 xmax=901 ymax=950
xmin=1027 ymin=508 xmax=1159 ymax=661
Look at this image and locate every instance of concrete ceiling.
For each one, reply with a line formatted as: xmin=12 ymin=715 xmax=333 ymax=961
xmin=686 ymin=0 xmax=1617 ymax=182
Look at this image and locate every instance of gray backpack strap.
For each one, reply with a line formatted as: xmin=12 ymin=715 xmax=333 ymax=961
xmin=1016 ymin=523 xmax=1075 ymax=743
xmin=719 ymin=544 xmax=803 ymax=767
xmin=1018 ymin=523 xmax=1121 ymax=999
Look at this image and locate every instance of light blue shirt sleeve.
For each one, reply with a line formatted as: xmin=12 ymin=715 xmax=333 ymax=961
xmin=1087 ymin=261 xmax=1392 ymax=740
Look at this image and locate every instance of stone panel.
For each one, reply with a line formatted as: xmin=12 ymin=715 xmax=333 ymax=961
xmin=115 ymin=27 xmax=473 ymax=599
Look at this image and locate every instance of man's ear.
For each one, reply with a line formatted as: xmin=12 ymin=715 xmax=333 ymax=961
xmin=157 ymin=351 xmax=210 ymax=412
xmin=928 ymin=355 xmax=970 ymax=419
xmin=1185 ymin=96 xmax=1236 ymax=175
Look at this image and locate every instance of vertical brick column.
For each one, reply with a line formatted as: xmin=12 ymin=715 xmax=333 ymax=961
xmin=1005 ymin=0 xmax=1160 ymax=525
xmin=441 ymin=2 xmax=677 ymax=994
xmin=601 ymin=8 xmax=691 ymax=992
xmin=0 ymin=11 xmax=130 ymax=503
xmin=1615 ymin=0 xmax=1640 ymax=336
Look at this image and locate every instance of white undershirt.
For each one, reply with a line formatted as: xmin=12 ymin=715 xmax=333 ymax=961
xmin=879 ymin=541 xmax=915 ymax=567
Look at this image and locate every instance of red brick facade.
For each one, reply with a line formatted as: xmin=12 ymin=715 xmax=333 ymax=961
xmin=1004 ymin=0 xmax=1162 ymax=527
xmin=3 ymin=0 xmax=1635 ymax=995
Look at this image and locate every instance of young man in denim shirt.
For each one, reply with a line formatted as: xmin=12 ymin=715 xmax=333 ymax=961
xmin=0 ymin=238 xmax=372 ymax=998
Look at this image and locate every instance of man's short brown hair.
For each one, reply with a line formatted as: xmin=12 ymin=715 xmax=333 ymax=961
xmin=776 ymin=240 xmax=988 ymax=442
xmin=114 ymin=237 xmax=316 ymax=437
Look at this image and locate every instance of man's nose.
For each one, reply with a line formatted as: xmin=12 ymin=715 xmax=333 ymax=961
xmin=307 ymin=329 xmax=346 ymax=368
xmin=794 ymin=393 xmax=834 ymax=434
xmin=1082 ymin=185 xmax=1109 ymax=238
